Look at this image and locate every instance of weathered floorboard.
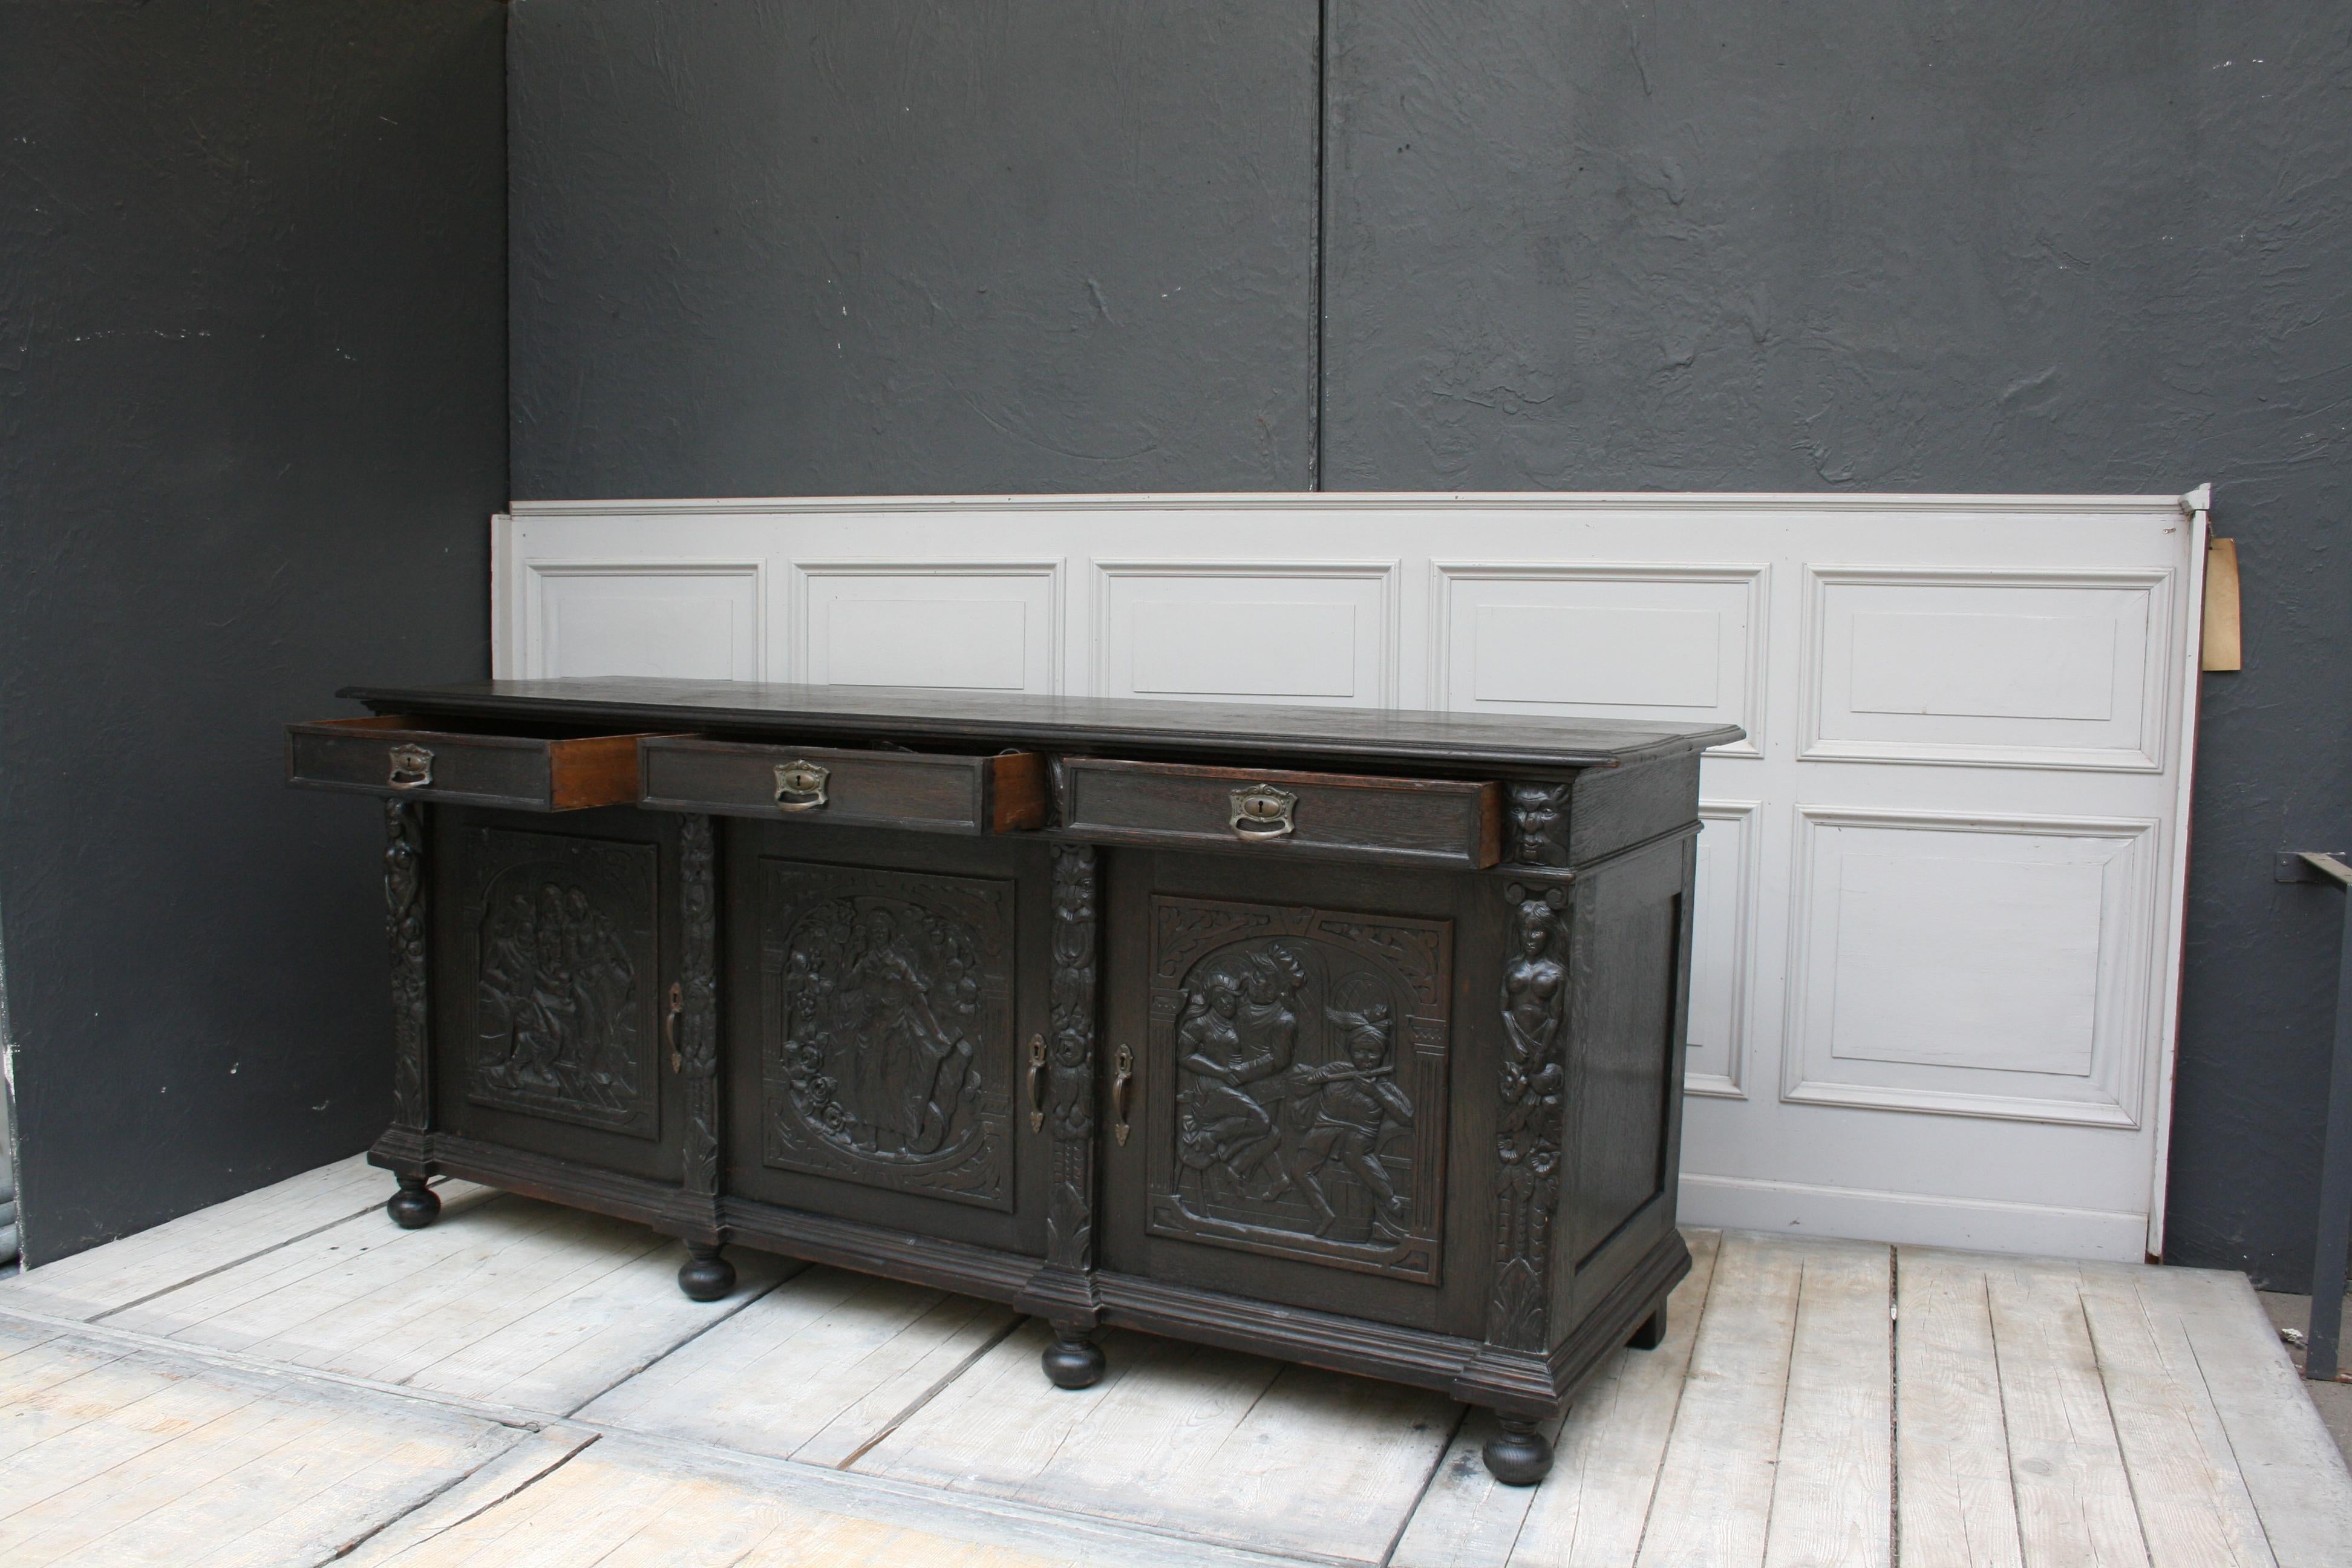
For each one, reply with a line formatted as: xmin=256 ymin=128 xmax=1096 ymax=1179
xmin=0 ymin=1154 xmax=399 ymax=1322
xmin=576 ymin=1263 xmax=1019 ymax=1465
xmin=0 ymin=1320 xmax=529 ymax=1567
xmin=1391 ymin=1227 xmax=1723 ymax=1568
xmin=1763 ymin=1236 xmax=1893 ymax=1568
xmin=860 ymin=1318 xmax=1458 ymax=1563
xmin=1633 ymin=1229 xmax=1806 ymax=1568
xmin=102 ymin=1191 xmax=788 ymax=1413
xmin=1982 ymin=1254 xmax=2152 ymax=1568
xmin=1894 ymin=1248 xmax=2026 ymax=1568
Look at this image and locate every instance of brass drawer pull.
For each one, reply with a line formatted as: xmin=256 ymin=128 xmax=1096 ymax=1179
xmin=1229 ymin=784 xmax=1297 ymax=840
xmin=1111 ymin=1044 xmax=1135 ymax=1146
xmin=387 ymin=743 xmax=434 ymax=790
xmin=773 ymin=760 xmax=830 ymax=812
xmin=1027 ymin=1034 xmax=1048 ymax=1131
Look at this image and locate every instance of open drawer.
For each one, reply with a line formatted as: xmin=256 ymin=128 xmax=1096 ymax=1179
xmin=638 ymin=736 xmax=1049 ymax=834
xmin=1057 ymin=758 xmax=1504 ymax=869
xmin=286 ymin=715 xmax=666 ymax=811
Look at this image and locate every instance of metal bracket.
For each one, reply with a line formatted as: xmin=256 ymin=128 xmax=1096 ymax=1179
xmin=2276 ymin=851 xmax=2352 ymax=887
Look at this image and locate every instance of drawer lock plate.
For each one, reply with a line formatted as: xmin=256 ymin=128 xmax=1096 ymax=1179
xmin=387 ymin=744 xmax=434 ymax=790
xmin=773 ymin=760 xmax=831 ymax=812
xmin=1229 ymin=784 xmax=1298 ymax=839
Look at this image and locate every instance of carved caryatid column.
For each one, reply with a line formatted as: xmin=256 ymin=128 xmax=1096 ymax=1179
xmin=382 ymin=798 xmax=439 ymax=1227
xmin=674 ymin=812 xmax=733 ymax=1299
xmin=678 ymin=813 xmax=722 ymax=1201
xmin=1046 ymin=843 xmax=1099 ymax=1270
xmin=1487 ymin=881 xmax=1569 ymax=1353
xmin=1035 ymin=841 xmax=1107 ymax=1388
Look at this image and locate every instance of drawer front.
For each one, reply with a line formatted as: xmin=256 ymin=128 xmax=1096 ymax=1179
xmin=1060 ymin=760 xmax=1503 ymax=869
xmin=286 ymin=716 xmax=648 ymax=811
xmin=639 ymin=737 xmax=1048 ymax=834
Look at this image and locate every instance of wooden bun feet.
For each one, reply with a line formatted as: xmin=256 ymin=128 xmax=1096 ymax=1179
xmin=678 ymin=1243 xmax=736 ymax=1301
xmin=387 ymin=1176 xmax=440 ymax=1230
xmin=1483 ymin=1416 xmax=1555 ymax=1486
xmin=1041 ymin=1325 xmax=1106 ymax=1389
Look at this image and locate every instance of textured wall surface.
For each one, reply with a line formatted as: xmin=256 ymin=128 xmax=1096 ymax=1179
xmin=535 ymin=2 xmax=2345 ymax=1285
xmin=0 ymin=2 xmax=508 ymax=1261
xmin=509 ymin=0 xmax=1320 ymax=497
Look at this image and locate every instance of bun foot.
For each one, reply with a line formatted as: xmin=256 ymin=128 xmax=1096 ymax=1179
xmin=1041 ymin=1327 xmax=1106 ymax=1390
xmin=387 ymin=1177 xmax=440 ymax=1230
xmin=1628 ymin=1304 xmax=1667 ymax=1351
xmin=1483 ymin=1417 xmax=1554 ymax=1486
xmin=678 ymin=1243 xmax=736 ymax=1301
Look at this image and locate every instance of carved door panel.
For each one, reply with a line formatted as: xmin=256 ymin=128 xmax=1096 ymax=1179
xmin=1102 ymin=851 xmax=1492 ymax=1336
xmin=431 ymin=807 xmax=683 ymax=1181
xmin=724 ymin=823 xmax=1053 ymax=1255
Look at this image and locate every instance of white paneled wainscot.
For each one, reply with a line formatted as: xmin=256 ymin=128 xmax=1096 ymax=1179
xmin=493 ymin=491 xmax=2209 ymax=1261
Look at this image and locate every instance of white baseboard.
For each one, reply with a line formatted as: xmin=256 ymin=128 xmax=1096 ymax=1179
xmin=1677 ymin=1172 xmax=2151 ymax=1263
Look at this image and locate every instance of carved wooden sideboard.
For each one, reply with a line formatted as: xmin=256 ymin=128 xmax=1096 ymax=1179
xmin=287 ymin=678 xmax=1737 ymax=1484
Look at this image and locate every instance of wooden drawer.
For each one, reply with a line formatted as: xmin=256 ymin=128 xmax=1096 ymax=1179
xmin=286 ymin=716 xmax=656 ymax=811
xmin=1058 ymin=759 xmax=1503 ymax=869
xmin=638 ymin=736 xmax=1048 ymax=834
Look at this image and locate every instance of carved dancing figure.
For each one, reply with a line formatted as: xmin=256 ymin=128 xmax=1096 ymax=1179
xmin=1175 ymin=944 xmax=1303 ymax=1192
xmin=1286 ymin=985 xmax=1414 ymax=1233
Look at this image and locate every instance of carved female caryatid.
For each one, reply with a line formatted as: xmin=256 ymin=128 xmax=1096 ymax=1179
xmin=1490 ymin=883 xmax=1569 ymax=1353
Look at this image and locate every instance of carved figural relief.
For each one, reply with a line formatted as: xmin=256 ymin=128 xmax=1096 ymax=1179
xmin=466 ymin=829 xmax=661 ymax=1138
xmin=385 ymin=799 xmax=430 ymax=1131
xmin=1506 ymin=782 xmax=1572 ymax=869
xmin=677 ymin=814 xmax=722 ymax=1198
xmin=1047 ymin=844 xmax=1099 ymax=1267
xmin=1146 ymin=897 xmax=1452 ymax=1282
xmin=1488 ymin=881 xmax=1570 ymax=1351
xmin=760 ymin=861 xmax=1014 ymax=1209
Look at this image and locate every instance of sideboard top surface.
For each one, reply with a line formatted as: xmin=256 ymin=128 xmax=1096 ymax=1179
xmin=342 ymin=678 xmax=1742 ymax=773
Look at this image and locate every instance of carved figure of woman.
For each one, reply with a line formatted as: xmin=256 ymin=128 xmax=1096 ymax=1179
xmin=845 ymin=906 xmax=971 ymax=1157
xmin=1174 ymin=970 xmax=1258 ymax=1171
xmin=1500 ymin=897 xmax=1566 ymax=1113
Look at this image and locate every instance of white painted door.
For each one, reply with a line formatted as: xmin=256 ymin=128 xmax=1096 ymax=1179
xmin=494 ymin=491 xmax=2207 ymax=1261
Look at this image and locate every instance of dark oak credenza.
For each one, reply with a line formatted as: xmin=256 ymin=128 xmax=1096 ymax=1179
xmin=286 ymin=678 xmax=1738 ymax=1484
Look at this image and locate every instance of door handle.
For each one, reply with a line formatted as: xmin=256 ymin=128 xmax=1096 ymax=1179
xmin=1027 ymin=1034 xmax=1048 ymax=1132
xmin=1111 ymin=1044 xmax=1134 ymax=1146
xmin=665 ymin=981 xmax=684 ymax=1072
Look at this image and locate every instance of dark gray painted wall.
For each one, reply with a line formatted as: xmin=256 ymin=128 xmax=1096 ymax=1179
xmin=0 ymin=1 xmax=508 ymax=1262
xmin=504 ymin=2 xmax=2345 ymax=1285
xmin=509 ymin=0 xmax=1319 ymax=496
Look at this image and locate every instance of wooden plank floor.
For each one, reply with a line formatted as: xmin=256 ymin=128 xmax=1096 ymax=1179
xmin=3 ymin=1163 xmax=2348 ymax=1567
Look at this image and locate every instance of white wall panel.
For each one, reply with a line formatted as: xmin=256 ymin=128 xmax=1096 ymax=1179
xmin=1783 ymin=808 xmax=2157 ymax=1128
xmin=1686 ymin=801 xmax=1760 ymax=1099
xmin=494 ymin=489 xmax=2209 ymax=1261
xmin=1803 ymin=567 xmax=2173 ymax=771
xmin=1093 ymin=560 xmax=1398 ymax=707
xmin=1432 ymin=563 xmax=1765 ymax=755
xmin=790 ymin=560 xmax=1060 ymax=693
xmin=528 ymin=561 xmax=763 ymax=681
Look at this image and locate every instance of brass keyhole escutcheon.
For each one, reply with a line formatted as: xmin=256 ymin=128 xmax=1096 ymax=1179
xmin=773 ymin=760 xmax=830 ymax=811
xmin=1229 ymin=784 xmax=1297 ymax=840
xmin=387 ymin=743 xmax=434 ymax=790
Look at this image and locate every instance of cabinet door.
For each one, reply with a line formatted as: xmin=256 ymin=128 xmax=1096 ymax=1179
xmin=1101 ymin=849 xmax=1497 ymax=1336
xmin=723 ymin=822 xmax=1054 ymax=1255
xmin=430 ymin=806 xmax=684 ymax=1181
